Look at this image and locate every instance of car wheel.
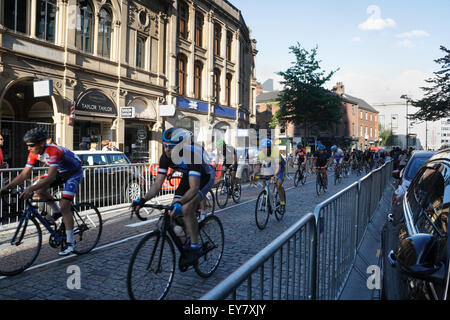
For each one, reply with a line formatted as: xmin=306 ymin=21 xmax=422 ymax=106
xmin=124 ymin=181 xmax=141 ymax=203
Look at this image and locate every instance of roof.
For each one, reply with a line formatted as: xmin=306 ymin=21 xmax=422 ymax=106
xmin=342 ymin=93 xmax=379 ymax=113
xmin=256 ymin=91 xmax=280 ymax=103
xmin=74 ymin=150 xmax=124 ymax=154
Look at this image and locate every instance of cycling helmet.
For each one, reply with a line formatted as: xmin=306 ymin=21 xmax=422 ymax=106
xmin=216 ymin=139 xmax=226 ymax=148
xmin=162 ymin=127 xmax=193 ymax=144
xmin=260 ymin=138 xmax=272 ymax=148
xmin=23 ymin=127 xmax=49 ymax=143
xmin=317 ymin=145 xmax=325 ymax=151
xmin=297 ymin=142 xmax=303 ymax=149
xmin=331 ymin=145 xmax=337 ymax=151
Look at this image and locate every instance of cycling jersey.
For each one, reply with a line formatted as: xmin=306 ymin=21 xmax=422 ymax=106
xmin=314 ymin=151 xmax=330 ymax=167
xmin=217 ymin=145 xmax=237 ymax=170
xmin=294 ymin=148 xmax=307 ymax=164
xmin=158 ymin=144 xmax=214 ymax=200
xmin=26 ymin=144 xmax=83 ymax=200
xmin=26 ymin=144 xmax=82 ymax=173
xmin=333 ymin=148 xmax=344 ymax=164
xmin=257 ymin=146 xmax=286 ymax=181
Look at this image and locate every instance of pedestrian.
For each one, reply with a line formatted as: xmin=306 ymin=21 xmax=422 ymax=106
xmin=399 ymin=151 xmax=408 ymax=171
xmin=101 ymin=140 xmax=111 ymax=151
xmin=0 ymin=134 xmax=8 ymax=169
xmin=109 ymin=141 xmax=119 ymax=151
xmin=89 ymin=142 xmax=98 ymax=151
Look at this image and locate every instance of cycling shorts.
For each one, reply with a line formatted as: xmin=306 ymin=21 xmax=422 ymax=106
xmin=39 ymin=169 xmax=84 ymax=200
xmin=174 ymin=165 xmax=215 ymax=201
xmin=333 ymin=156 xmax=343 ymax=164
xmin=277 ymin=166 xmax=286 ymax=183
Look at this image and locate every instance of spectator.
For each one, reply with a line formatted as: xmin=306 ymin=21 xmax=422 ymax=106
xmin=89 ymin=142 xmax=98 ymax=151
xmin=46 ymin=136 xmax=56 ymax=145
xmin=101 ymin=140 xmax=111 ymax=151
xmin=109 ymin=141 xmax=119 ymax=151
xmin=0 ymin=134 xmax=8 ymax=169
xmin=399 ymin=151 xmax=408 ymax=171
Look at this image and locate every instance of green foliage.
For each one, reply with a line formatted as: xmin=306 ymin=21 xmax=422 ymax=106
xmin=411 ymin=46 xmax=450 ymax=121
xmin=379 ymin=127 xmax=395 ymax=146
xmin=274 ymin=43 xmax=343 ymax=136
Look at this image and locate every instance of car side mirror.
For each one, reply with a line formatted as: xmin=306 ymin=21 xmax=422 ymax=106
xmin=391 ymin=234 xmax=445 ymax=282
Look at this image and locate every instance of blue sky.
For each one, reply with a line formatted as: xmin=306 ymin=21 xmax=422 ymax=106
xmin=233 ymin=0 xmax=450 ymax=104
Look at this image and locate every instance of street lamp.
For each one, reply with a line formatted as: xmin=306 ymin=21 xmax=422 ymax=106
xmin=400 ymin=94 xmax=411 ymax=150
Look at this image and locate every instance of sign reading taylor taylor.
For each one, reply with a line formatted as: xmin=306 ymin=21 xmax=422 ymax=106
xmin=76 ymin=90 xmax=117 ymax=115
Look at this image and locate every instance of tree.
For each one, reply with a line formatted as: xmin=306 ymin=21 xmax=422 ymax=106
xmin=411 ymin=46 xmax=450 ymax=121
xmin=272 ymin=43 xmax=343 ymax=137
xmin=379 ymin=124 xmax=395 ymax=146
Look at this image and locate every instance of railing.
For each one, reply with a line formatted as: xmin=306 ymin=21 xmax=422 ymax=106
xmin=201 ymin=160 xmax=393 ymax=300
xmin=0 ymin=163 xmax=177 ymax=226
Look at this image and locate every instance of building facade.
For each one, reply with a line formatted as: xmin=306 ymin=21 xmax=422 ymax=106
xmin=0 ymin=0 xmax=256 ymax=167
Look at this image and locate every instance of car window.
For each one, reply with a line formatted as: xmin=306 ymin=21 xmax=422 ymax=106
xmin=80 ymin=154 xmax=108 ymax=166
xmin=405 ymin=157 xmax=429 ymax=181
xmin=108 ymin=154 xmax=130 ymax=165
xmin=410 ymin=163 xmax=449 ymax=238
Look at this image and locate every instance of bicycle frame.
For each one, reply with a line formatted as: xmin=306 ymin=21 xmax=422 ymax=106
xmin=257 ymin=177 xmax=276 ymax=213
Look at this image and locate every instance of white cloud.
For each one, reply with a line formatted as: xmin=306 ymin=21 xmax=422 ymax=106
xmin=397 ymin=39 xmax=415 ymax=48
xmin=351 ymin=37 xmax=361 ymax=42
xmin=358 ymin=5 xmax=396 ymax=31
xmin=396 ymin=30 xmax=430 ymax=38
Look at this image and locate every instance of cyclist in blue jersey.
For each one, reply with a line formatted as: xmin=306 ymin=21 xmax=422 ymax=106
xmin=132 ymin=127 xmax=215 ymax=266
xmin=0 ymin=127 xmax=84 ymax=256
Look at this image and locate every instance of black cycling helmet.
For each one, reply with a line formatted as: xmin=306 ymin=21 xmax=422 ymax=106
xmin=23 ymin=127 xmax=49 ymax=143
xmin=297 ymin=142 xmax=303 ymax=149
xmin=162 ymin=127 xmax=193 ymax=144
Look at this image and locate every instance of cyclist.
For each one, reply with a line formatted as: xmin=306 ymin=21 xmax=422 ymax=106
xmin=331 ymin=145 xmax=344 ymax=177
xmin=312 ymin=145 xmax=330 ymax=185
xmin=132 ymin=127 xmax=215 ymax=266
xmin=250 ymin=139 xmax=287 ymax=213
xmin=216 ymin=139 xmax=238 ymax=191
xmin=0 ymin=127 xmax=84 ymax=256
xmin=294 ymin=143 xmax=307 ymax=170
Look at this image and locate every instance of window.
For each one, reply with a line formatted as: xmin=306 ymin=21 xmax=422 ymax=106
xmin=4 ymin=0 xmax=28 ymax=33
xmin=391 ymin=114 xmax=398 ymax=128
xmin=136 ymin=36 xmax=145 ymax=69
xmin=213 ymin=68 xmax=221 ymax=104
xmin=365 ymin=127 xmax=368 ymax=136
xmin=366 ymin=112 xmax=368 ymax=120
xmin=352 ymin=123 xmax=355 ymax=136
xmin=178 ymin=1 xmax=188 ymax=40
xmin=76 ymin=1 xmax=94 ymax=53
xmin=226 ymin=30 xmax=232 ymax=61
xmin=195 ymin=12 xmax=203 ymax=47
xmin=360 ymin=125 xmax=363 ymax=136
xmin=370 ymin=114 xmax=372 ymax=121
xmin=370 ymin=127 xmax=373 ymax=137
xmin=194 ymin=62 xmax=202 ymax=100
xmin=177 ymin=55 xmax=187 ymax=96
xmin=98 ymin=8 xmax=112 ymax=58
xmin=225 ymin=73 xmax=232 ymax=106
xmin=352 ymin=105 xmax=355 ymax=115
xmin=360 ymin=111 xmax=363 ymax=120
xmin=36 ymin=0 xmax=57 ymax=42
xmin=214 ymin=23 xmax=221 ymax=56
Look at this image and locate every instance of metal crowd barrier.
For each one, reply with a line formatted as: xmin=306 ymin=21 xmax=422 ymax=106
xmin=201 ymin=161 xmax=393 ymax=300
xmin=0 ymin=163 xmax=176 ymax=226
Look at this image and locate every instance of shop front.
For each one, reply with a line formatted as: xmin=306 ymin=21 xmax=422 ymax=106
xmin=74 ymin=89 xmax=117 ymax=150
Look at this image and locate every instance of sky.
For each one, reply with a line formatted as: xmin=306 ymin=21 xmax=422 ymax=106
xmin=233 ymin=0 xmax=450 ymax=105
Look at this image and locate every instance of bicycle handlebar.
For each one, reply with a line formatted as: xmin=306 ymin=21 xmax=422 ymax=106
xmin=131 ymin=201 xmax=173 ymax=221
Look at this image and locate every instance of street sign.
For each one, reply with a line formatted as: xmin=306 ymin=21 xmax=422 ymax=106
xmin=120 ymin=106 xmax=135 ymax=119
xmin=33 ymin=80 xmax=53 ymax=98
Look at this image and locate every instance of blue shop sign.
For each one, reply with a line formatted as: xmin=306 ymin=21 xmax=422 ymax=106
xmin=177 ymin=97 xmax=208 ymax=113
xmin=214 ymin=105 xmax=236 ymax=118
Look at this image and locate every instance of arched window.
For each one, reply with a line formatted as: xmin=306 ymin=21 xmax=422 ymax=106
xmin=178 ymin=1 xmax=188 ymax=40
xmin=225 ymin=73 xmax=232 ymax=106
xmin=226 ymin=30 xmax=232 ymax=61
xmin=76 ymin=1 xmax=94 ymax=53
xmin=177 ymin=54 xmax=187 ymax=96
xmin=136 ymin=36 xmax=145 ymax=69
xmin=4 ymin=0 xmax=28 ymax=33
xmin=98 ymin=8 xmax=112 ymax=58
xmin=195 ymin=11 xmax=203 ymax=47
xmin=36 ymin=0 xmax=57 ymax=42
xmin=194 ymin=62 xmax=202 ymax=100
xmin=214 ymin=23 xmax=221 ymax=56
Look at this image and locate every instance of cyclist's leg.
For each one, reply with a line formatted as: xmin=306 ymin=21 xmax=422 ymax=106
xmin=276 ymin=168 xmax=286 ymax=205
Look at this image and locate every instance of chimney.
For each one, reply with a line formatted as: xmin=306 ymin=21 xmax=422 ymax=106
xmin=333 ymin=82 xmax=345 ymax=95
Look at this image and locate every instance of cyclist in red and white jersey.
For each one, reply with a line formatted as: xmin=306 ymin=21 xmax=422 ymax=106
xmin=294 ymin=143 xmax=307 ymax=169
xmin=0 ymin=127 xmax=84 ymax=256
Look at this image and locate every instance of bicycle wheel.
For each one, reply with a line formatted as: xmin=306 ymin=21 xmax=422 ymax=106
xmin=274 ymin=190 xmax=284 ymax=221
xmin=301 ymin=168 xmax=307 ymax=185
xmin=294 ymin=170 xmax=300 ymax=187
xmin=127 ymin=231 xmax=176 ymax=300
xmin=231 ymin=182 xmax=241 ymax=203
xmin=194 ymin=215 xmax=224 ymax=278
xmin=71 ymin=203 xmax=102 ymax=255
xmin=0 ymin=215 xmax=42 ymax=276
xmin=316 ymin=175 xmax=322 ymax=196
xmin=215 ymin=180 xmax=229 ymax=209
xmin=204 ymin=190 xmax=215 ymax=215
xmin=255 ymin=190 xmax=269 ymax=230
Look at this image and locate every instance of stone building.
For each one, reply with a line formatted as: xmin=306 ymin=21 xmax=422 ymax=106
xmin=0 ymin=0 xmax=256 ymax=167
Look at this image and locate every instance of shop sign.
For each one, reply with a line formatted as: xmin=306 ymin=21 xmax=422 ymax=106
xmin=137 ymin=128 xmax=147 ymax=140
xmin=160 ymin=104 xmax=176 ymax=117
xmin=76 ymin=90 xmax=117 ymax=115
xmin=120 ymin=106 xmax=135 ymax=119
xmin=33 ymin=80 xmax=53 ymax=98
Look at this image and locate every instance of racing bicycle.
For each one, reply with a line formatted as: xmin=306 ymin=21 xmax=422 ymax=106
xmin=254 ymin=175 xmax=283 ymax=230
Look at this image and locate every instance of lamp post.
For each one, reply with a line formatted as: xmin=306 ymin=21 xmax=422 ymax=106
xmin=400 ymin=95 xmax=411 ymax=150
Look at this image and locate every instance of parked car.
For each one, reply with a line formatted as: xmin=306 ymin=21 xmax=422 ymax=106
xmin=382 ymin=148 xmax=450 ymax=300
xmin=391 ymin=151 xmax=435 ymax=204
xmin=74 ymin=150 xmax=145 ymax=205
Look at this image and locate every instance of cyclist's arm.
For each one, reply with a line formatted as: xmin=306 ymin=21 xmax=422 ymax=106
xmin=1 ymin=166 xmax=32 ymax=192
xmin=251 ymin=163 xmax=261 ymax=177
xmin=26 ymin=165 xmax=58 ymax=193
xmin=177 ymin=175 xmax=201 ymax=205
xmin=142 ymin=173 xmax=166 ymax=201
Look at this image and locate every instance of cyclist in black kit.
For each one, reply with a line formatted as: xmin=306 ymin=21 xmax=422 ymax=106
xmin=132 ymin=127 xmax=215 ymax=265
